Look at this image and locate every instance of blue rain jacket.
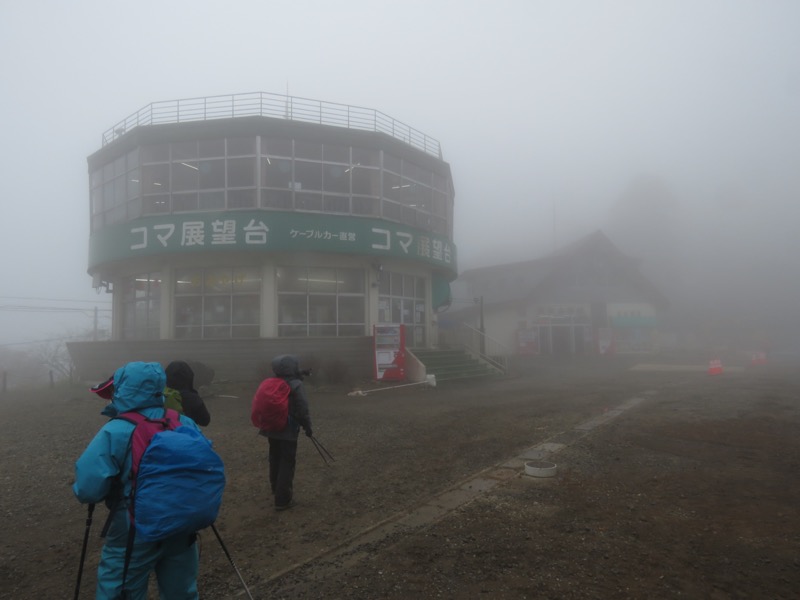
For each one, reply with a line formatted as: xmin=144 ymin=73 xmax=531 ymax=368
xmin=73 ymin=361 xmax=202 ymax=546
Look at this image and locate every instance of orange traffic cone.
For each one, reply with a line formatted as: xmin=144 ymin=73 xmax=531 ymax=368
xmin=708 ymin=359 xmax=723 ymax=375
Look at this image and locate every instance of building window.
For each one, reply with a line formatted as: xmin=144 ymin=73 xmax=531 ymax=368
xmin=174 ymin=267 xmax=261 ymax=339
xmin=91 ymin=135 xmax=454 ymax=242
xmin=91 ymin=149 xmax=142 ymax=230
xmin=276 ymin=266 xmax=365 ymax=337
xmin=378 ymin=271 xmax=426 ymax=346
xmin=121 ymin=272 xmax=161 ymax=340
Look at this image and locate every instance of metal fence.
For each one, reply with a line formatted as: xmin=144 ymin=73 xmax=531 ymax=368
xmin=102 ymin=91 xmax=442 ymax=158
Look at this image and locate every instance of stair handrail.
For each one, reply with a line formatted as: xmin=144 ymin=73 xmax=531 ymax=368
xmin=454 ymin=323 xmax=509 ymax=374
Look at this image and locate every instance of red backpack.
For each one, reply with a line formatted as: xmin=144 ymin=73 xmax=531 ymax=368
xmin=251 ymin=377 xmax=291 ymax=431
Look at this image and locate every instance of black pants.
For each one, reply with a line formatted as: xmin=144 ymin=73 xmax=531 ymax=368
xmin=268 ymin=437 xmax=297 ymax=507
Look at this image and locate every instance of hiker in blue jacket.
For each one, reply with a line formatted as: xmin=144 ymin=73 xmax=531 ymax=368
xmin=73 ymin=361 xmax=203 ymax=599
xmin=257 ymin=355 xmax=313 ymax=511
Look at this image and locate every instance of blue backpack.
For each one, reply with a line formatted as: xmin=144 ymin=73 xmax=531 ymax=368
xmin=118 ymin=409 xmax=226 ymax=543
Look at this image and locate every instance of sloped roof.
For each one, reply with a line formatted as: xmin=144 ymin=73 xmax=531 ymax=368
xmin=446 ymin=230 xmax=668 ymax=318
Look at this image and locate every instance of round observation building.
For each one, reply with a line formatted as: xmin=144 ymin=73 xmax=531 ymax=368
xmin=71 ymin=92 xmax=457 ymax=381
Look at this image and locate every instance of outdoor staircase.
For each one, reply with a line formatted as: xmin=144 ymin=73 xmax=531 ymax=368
xmin=411 ymin=348 xmax=502 ymax=384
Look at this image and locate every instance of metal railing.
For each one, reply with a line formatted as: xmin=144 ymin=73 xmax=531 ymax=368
xmin=102 ymin=91 xmax=442 ymax=158
xmin=452 ymin=323 xmax=509 ymax=374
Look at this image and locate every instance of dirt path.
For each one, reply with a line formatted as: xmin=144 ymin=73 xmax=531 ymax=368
xmin=2 ymin=361 xmax=799 ymax=599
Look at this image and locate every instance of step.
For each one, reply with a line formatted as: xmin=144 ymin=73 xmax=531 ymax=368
xmin=434 ymin=371 xmax=502 ymax=384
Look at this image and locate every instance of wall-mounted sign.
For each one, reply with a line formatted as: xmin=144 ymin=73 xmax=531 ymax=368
xmin=89 ymin=211 xmax=457 ymax=277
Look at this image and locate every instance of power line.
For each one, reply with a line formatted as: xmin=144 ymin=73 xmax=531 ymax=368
xmin=0 ymin=295 xmax=112 ymax=304
xmin=0 ymin=333 xmax=108 ymax=348
xmin=0 ymin=305 xmax=112 ymax=314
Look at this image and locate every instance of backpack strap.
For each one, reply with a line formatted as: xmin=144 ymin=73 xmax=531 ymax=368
xmin=115 ymin=408 xmax=182 ymax=597
xmin=117 ymin=409 xmax=182 ymax=476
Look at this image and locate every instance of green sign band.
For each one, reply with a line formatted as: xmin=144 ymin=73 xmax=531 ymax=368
xmin=89 ymin=211 xmax=458 ymax=277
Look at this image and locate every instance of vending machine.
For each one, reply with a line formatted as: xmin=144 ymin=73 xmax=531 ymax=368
xmin=373 ymin=324 xmax=406 ymax=381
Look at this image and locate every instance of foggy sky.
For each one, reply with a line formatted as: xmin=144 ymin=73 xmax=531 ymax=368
xmin=1 ymin=0 xmax=799 ymax=345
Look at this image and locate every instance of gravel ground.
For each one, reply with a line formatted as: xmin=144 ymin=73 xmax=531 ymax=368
xmin=1 ymin=358 xmax=799 ymax=599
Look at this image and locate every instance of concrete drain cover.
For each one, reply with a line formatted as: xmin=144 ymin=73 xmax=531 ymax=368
xmin=524 ymin=460 xmax=558 ymax=478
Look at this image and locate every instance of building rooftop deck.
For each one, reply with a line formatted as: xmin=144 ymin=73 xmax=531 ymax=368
xmin=102 ymin=91 xmax=442 ymax=158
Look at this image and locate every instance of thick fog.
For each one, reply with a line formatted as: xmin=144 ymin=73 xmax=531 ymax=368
xmin=1 ymin=0 xmax=798 ymax=347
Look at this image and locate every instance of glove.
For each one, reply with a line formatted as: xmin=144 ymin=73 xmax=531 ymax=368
xmin=305 ymin=428 xmax=313 ymax=438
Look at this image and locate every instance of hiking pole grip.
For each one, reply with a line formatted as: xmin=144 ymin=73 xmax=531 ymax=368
xmin=211 ymin=523 xmax=254 ymax=600
xmin=74 ymin=503 xmax=95 ymax=600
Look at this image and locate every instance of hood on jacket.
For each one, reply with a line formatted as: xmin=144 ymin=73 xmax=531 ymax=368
xmin=109 ymin=361 xmax=166 ymax=414
xmin=271 ymin=355 xmax=301 ymax=379
xmin=165 ymin=360 xmax=195 ymax=390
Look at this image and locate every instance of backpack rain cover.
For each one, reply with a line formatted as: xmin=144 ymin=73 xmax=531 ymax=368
xmin=251 ymin=377 xmax=291 ymax=431
xmin=121 ymin=409 xmax=226 ymax=543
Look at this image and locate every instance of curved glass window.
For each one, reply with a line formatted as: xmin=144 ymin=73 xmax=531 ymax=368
xmin=294 ymin=160 xmax=322 ymax=191
xmin=323 ymin=195 xmax=350 ymax=214
xmin=200 ymin=191 xmax=225 ymax=210
xmin=378 ymin=270 xmax=426 ymax=346
xmin=121 ymin=272 xmax=161 ymax=340
xmin=91 ymin=135 xmax=454 ymax=240
xmin=227 ymin=136 xmax=256 ymax=156
xmin=295 ymin=192 xmax=322 ymax=212
xmin=199 ymin=138 xmax=225 ymax=158
xmin=173 ymin=161 xmax=199 ymax=191
xmin=352 ymin=167 xmax=379 ymax=195
xmin=262 ymin=158 xmax=292 ymax=188
xmin=173 ymin=193 xmax=198 ymax=212
xmin=261 ymin=136 xmax=292 ymax=157
xmin=323 ymin=143 xmax=349 ymax=163
xmin=352 ymin=147 xmax=380 ymax=167
xmin=174 ymin=266 xmax=261 ymax=339
xmin=277 ymin=266 xmax=365 ymax=337
xmin=172 ymin=141 xmax=198 ymax=160
xmin=324 ymin=164 xmax=349 ymax=194
xmin=295 ymin=141 xmax=322 ymax=160
xmin=352 ymin=196 xmax=380 ymax=216
xmin=228 ymin=189 xmax=257 ymax=209
xmin=227 ymin=157 xmax=256 ymax=187
xmin=261 ymin=189 xmax=293 ymax=210
xmin=199 ymin=160 xmax=225 ymax=189
xmin=142 ymin=164 xmax=168 ymax=194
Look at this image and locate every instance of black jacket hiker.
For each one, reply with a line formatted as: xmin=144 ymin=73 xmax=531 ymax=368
xmin=257 ymin=355 xmax=313 ymax=510
xmin=165 ymin=360 xmax=211 ymax=427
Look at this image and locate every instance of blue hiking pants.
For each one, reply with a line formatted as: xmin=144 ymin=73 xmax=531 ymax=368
xmin=95 ymin=534 xmax=199 ymax=599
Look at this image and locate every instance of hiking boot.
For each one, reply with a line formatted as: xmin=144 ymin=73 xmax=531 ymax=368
xmin=275 ymin=500 xmax=296 ymax=511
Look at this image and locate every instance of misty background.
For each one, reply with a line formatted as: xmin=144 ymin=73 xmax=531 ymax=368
xmin=1 ymin=0 xmax=799 ymax=352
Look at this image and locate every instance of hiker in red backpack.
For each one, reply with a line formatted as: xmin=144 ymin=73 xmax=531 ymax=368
xmin=252 ymin=355 xmax=313 ymax=511
xmin=73 ymin=361 xmax=214 ymax=599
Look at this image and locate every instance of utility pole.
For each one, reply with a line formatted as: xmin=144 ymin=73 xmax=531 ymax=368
xmin=93 ymin=306 xmax=98 ymax=341
xmin=474 ymin=296 xmax=485 ymax=356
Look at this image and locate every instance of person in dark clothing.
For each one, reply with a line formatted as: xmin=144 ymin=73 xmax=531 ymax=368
xmin=254 ymin=355 xmax=313 ymax=510
xmin=165 ymin=360 xmax=211 ymax=427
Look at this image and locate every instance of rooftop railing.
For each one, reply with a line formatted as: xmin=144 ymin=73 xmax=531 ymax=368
xmin=102 ymin=91 xmax=442 ymax=158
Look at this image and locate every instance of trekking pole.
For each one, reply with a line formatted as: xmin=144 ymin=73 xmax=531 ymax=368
xmin=309 ymin=436 xmax=330 ymax=466
xmin=211 ymin=523 xmax=254 ymax=600
xmin=74 ymin=503 xmax=95 ymax=600
xmin=309 ymin=435 xmax=335 ymax=466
